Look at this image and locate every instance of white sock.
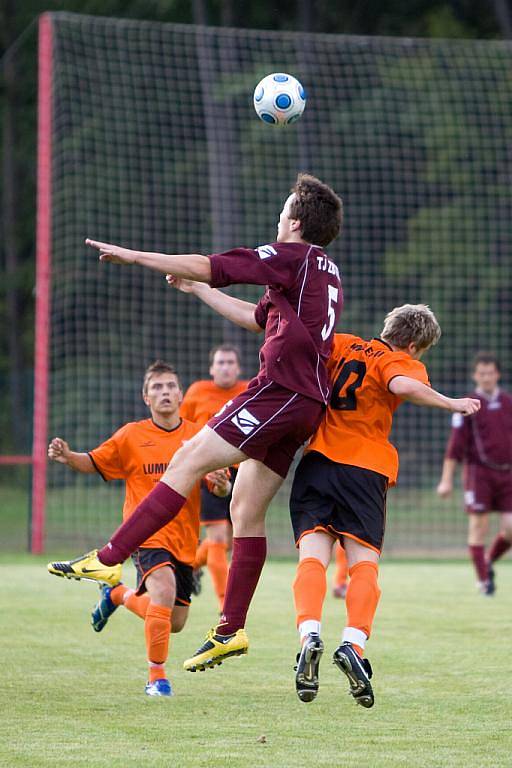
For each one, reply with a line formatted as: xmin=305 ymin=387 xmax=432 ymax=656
xmin=342 ymin=626 xmax=367 ymax=649
xmin=299 ymin=620 xmax=321 ymax=641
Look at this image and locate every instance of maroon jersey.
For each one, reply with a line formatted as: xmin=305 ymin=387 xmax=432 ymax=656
xmin=445 ymin=389 xmax=512 ymax=469
xmin=209 ymin=242 xmax=343 ymax=403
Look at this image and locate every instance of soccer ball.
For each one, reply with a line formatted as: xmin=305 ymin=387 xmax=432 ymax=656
xmin=253 ymin=73 xmax=307 ymax=126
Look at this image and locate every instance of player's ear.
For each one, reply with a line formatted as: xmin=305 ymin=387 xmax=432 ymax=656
xmin=290 ymin=217 xmax=302 ymax=232
xmin=142 ymin=390 xmax=150 ymax=406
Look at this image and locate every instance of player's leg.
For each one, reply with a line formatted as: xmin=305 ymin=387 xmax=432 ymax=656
xmin=91 ymin=580 xmax=150 ymax=632
xmin=332 ymin=541 xmax=348 ymax=598
xmin=486 ymin=471 xmax=512 ymax=593
xmin=464 ymin=465 xmax=493 ymax=593
xmin=143 ymin=564 xmax=175 ymax=697
xmin=293 ymin=531 xmax=334 ymax=702
xmin=204 ymin=522 xmax=230 ymax=611
xmin=183 ymin=459 xmax=283 ymax=671
xmin=48 ymin=426 xmax=247 ymax=579
xmin=198 ymin=479 xmax=233 ymax=610
xmin=467 ymin=512 xmax=490 ymax=593
xmin=332 ymin=537 xmax=380 ymax=709
xmin=486 ymin=511 xmax=512 ymax=595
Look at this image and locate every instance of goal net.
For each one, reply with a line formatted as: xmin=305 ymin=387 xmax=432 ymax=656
xmin=35 ymin=12 xmax=512 ymax=554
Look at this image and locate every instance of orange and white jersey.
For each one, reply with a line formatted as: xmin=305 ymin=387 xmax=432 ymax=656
xmin=307 ymin=334 xmax=430 ymax=484
xmin=89 ymin=418 xmax=201 ymax=564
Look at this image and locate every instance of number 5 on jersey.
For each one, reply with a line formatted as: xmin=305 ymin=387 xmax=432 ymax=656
xmin=321 ymin=285 xmax=339 ymax=341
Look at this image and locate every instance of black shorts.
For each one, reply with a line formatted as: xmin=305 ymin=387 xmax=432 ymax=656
xmin=131 ymin=548 xmax=194 ymax=606
xmin=290 ymin=451 xmax=388 ymax=554
xmin=200 ymin=468 xmax=237 ymax=524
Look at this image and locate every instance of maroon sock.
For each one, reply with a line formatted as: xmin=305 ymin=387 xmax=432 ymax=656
xmin=217 ymin=536 xmax=267 ymax=635
xmin=488 ymin=533 xmax=512 ymax=563
xmin=97 ymin=482 xmax=186 ymax=565
xmin=468 ymin=544 xmax=487 ymax=581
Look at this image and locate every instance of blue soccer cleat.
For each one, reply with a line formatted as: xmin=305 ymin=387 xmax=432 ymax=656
xmin=91 ymin=584 xmax=120 ymax=632
xmin=145 ymin=678 xmax=173 ymax=697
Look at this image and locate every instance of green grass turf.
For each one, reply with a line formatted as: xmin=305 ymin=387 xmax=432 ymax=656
xmin=1 ymin=558 xmax=511 ymax=767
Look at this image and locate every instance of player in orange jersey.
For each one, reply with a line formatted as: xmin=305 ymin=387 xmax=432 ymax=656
xmin=48 ymin=360 xmax=230 ymax=697
xmin=290 ymin=305 xmax=481 ymax=707
xmin=181 ymin=343 xmax=248 ymax=611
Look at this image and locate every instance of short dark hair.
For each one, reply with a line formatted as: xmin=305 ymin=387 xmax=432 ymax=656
xmin=143 ymin=360 xmax=181 ymax=393
xmin=288 ymin=173 xmax=343 ymax=248
xmin=472 ymin=352 xmax=501 ymax=372
xmin=209 ymin=343 xmax=242 ymax=366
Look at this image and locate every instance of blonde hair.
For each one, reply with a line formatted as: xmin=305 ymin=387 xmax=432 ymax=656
xmin=381 ymin=304 xmax=441 ymax=351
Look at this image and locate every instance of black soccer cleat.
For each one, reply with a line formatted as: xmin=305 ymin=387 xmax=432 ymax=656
xmin=485 ymin=565 xmax=496 ymax=596
xmin=333 ymin=642 xmax=374 ymax=708
xmin=294 ymin=632 xmax=324 ymax=703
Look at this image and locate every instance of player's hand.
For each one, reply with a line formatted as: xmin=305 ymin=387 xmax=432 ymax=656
xmin=450 ymin=397 xmax=481 ymax=416
xmin=86 ymin=239 xmax=136 ymax=265
xmin=436 ymin=480 xmax=452 ymax=499
xmin=206 ymin=468 xmax=232 ymax=498
xmin=48 ymin=437 xmax=71 ymax=464
xmin=166 ymin=274 xmax=197 ymax=293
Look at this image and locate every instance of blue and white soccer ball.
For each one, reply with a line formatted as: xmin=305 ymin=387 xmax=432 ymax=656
xmin=253 ymin=73 xmax=307 ymax=126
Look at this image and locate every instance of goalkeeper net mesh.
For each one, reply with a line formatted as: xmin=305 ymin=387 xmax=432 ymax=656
xmin=39 ymin=12 xmax=512 ymax=554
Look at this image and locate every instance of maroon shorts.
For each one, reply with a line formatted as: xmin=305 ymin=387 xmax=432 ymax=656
xmin=463 ymin=464 xmax=512 ymax=514
xmin=207 ymin=377 xmax=324 ymax=478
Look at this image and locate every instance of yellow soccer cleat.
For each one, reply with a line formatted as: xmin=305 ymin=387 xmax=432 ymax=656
xmin=47 ymin=549 xmax=122 ymax=587
xmin=183 ymin=627 xmax=249 ymax=672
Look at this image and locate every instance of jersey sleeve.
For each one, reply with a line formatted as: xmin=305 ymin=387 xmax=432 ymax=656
xmin=88 ymin=429 xmax=126 ymax=481
xmin=445 ymin=412 xmax=470 ymax=462
xmin=378 ymin=356 xmax=430 ymax=390
xmin=209 ymin=245 xmax=296 ymax=289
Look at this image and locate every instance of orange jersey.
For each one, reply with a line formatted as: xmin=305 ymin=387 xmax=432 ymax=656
xmin=180 ymin=379 xmax=249 ymax=427
xmin=307 ymin=334 xmax=430 ymax=484
xmin=89 ymin=418 xmax=201 ymax=564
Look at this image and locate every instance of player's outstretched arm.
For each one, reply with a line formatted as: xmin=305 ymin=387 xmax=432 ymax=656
xmin=48 ymin=437 xmax=96 ymax=473
xmin=86 ymin=239 xmax=212 ymax=282
xmin=389 ymin=376 xmax=481 ymax=416
xmin=166 ymin=275 xmax=262 ymax=333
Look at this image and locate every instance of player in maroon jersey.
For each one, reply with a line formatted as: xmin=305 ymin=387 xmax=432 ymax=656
xmin=49 ymin=173 xmax=344 ymax=669
xmin=437 ymin=352 xmax=512 ymax=595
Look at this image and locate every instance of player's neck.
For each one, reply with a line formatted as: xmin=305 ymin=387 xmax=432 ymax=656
xmin=476 ymin=386 xmax=499 ymax=400
xmin=150 ymin=412 xmax=182 ymax=431
xmin=279 ymin=233 xmax=309 ymax=245
xmin=213 ymin=379 xmax=238 ymax=390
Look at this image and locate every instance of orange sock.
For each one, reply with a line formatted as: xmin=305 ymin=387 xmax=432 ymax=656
xmin=344 ymin=560 xmax=381 ymax=654
xmin=110 ymin=585 xmax=150 ymax=619
xmin=334 ymin=544 xmax=348 ymax=587
xmin=293 ymin=557 xmax=327 ymax=632
xmin=124 ymin=591 xmax=151 ymax=619
xmin=145 ymin=602 xmax=172 ymax=678
xmin=193 ymin=539 xmax=209 ymax=569
xmin=207 ymin=541 xmax=229 ymax=610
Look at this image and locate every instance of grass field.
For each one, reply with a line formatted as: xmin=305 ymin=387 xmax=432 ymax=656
xmin=1 ymin=556 xmax=511 ymax=768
